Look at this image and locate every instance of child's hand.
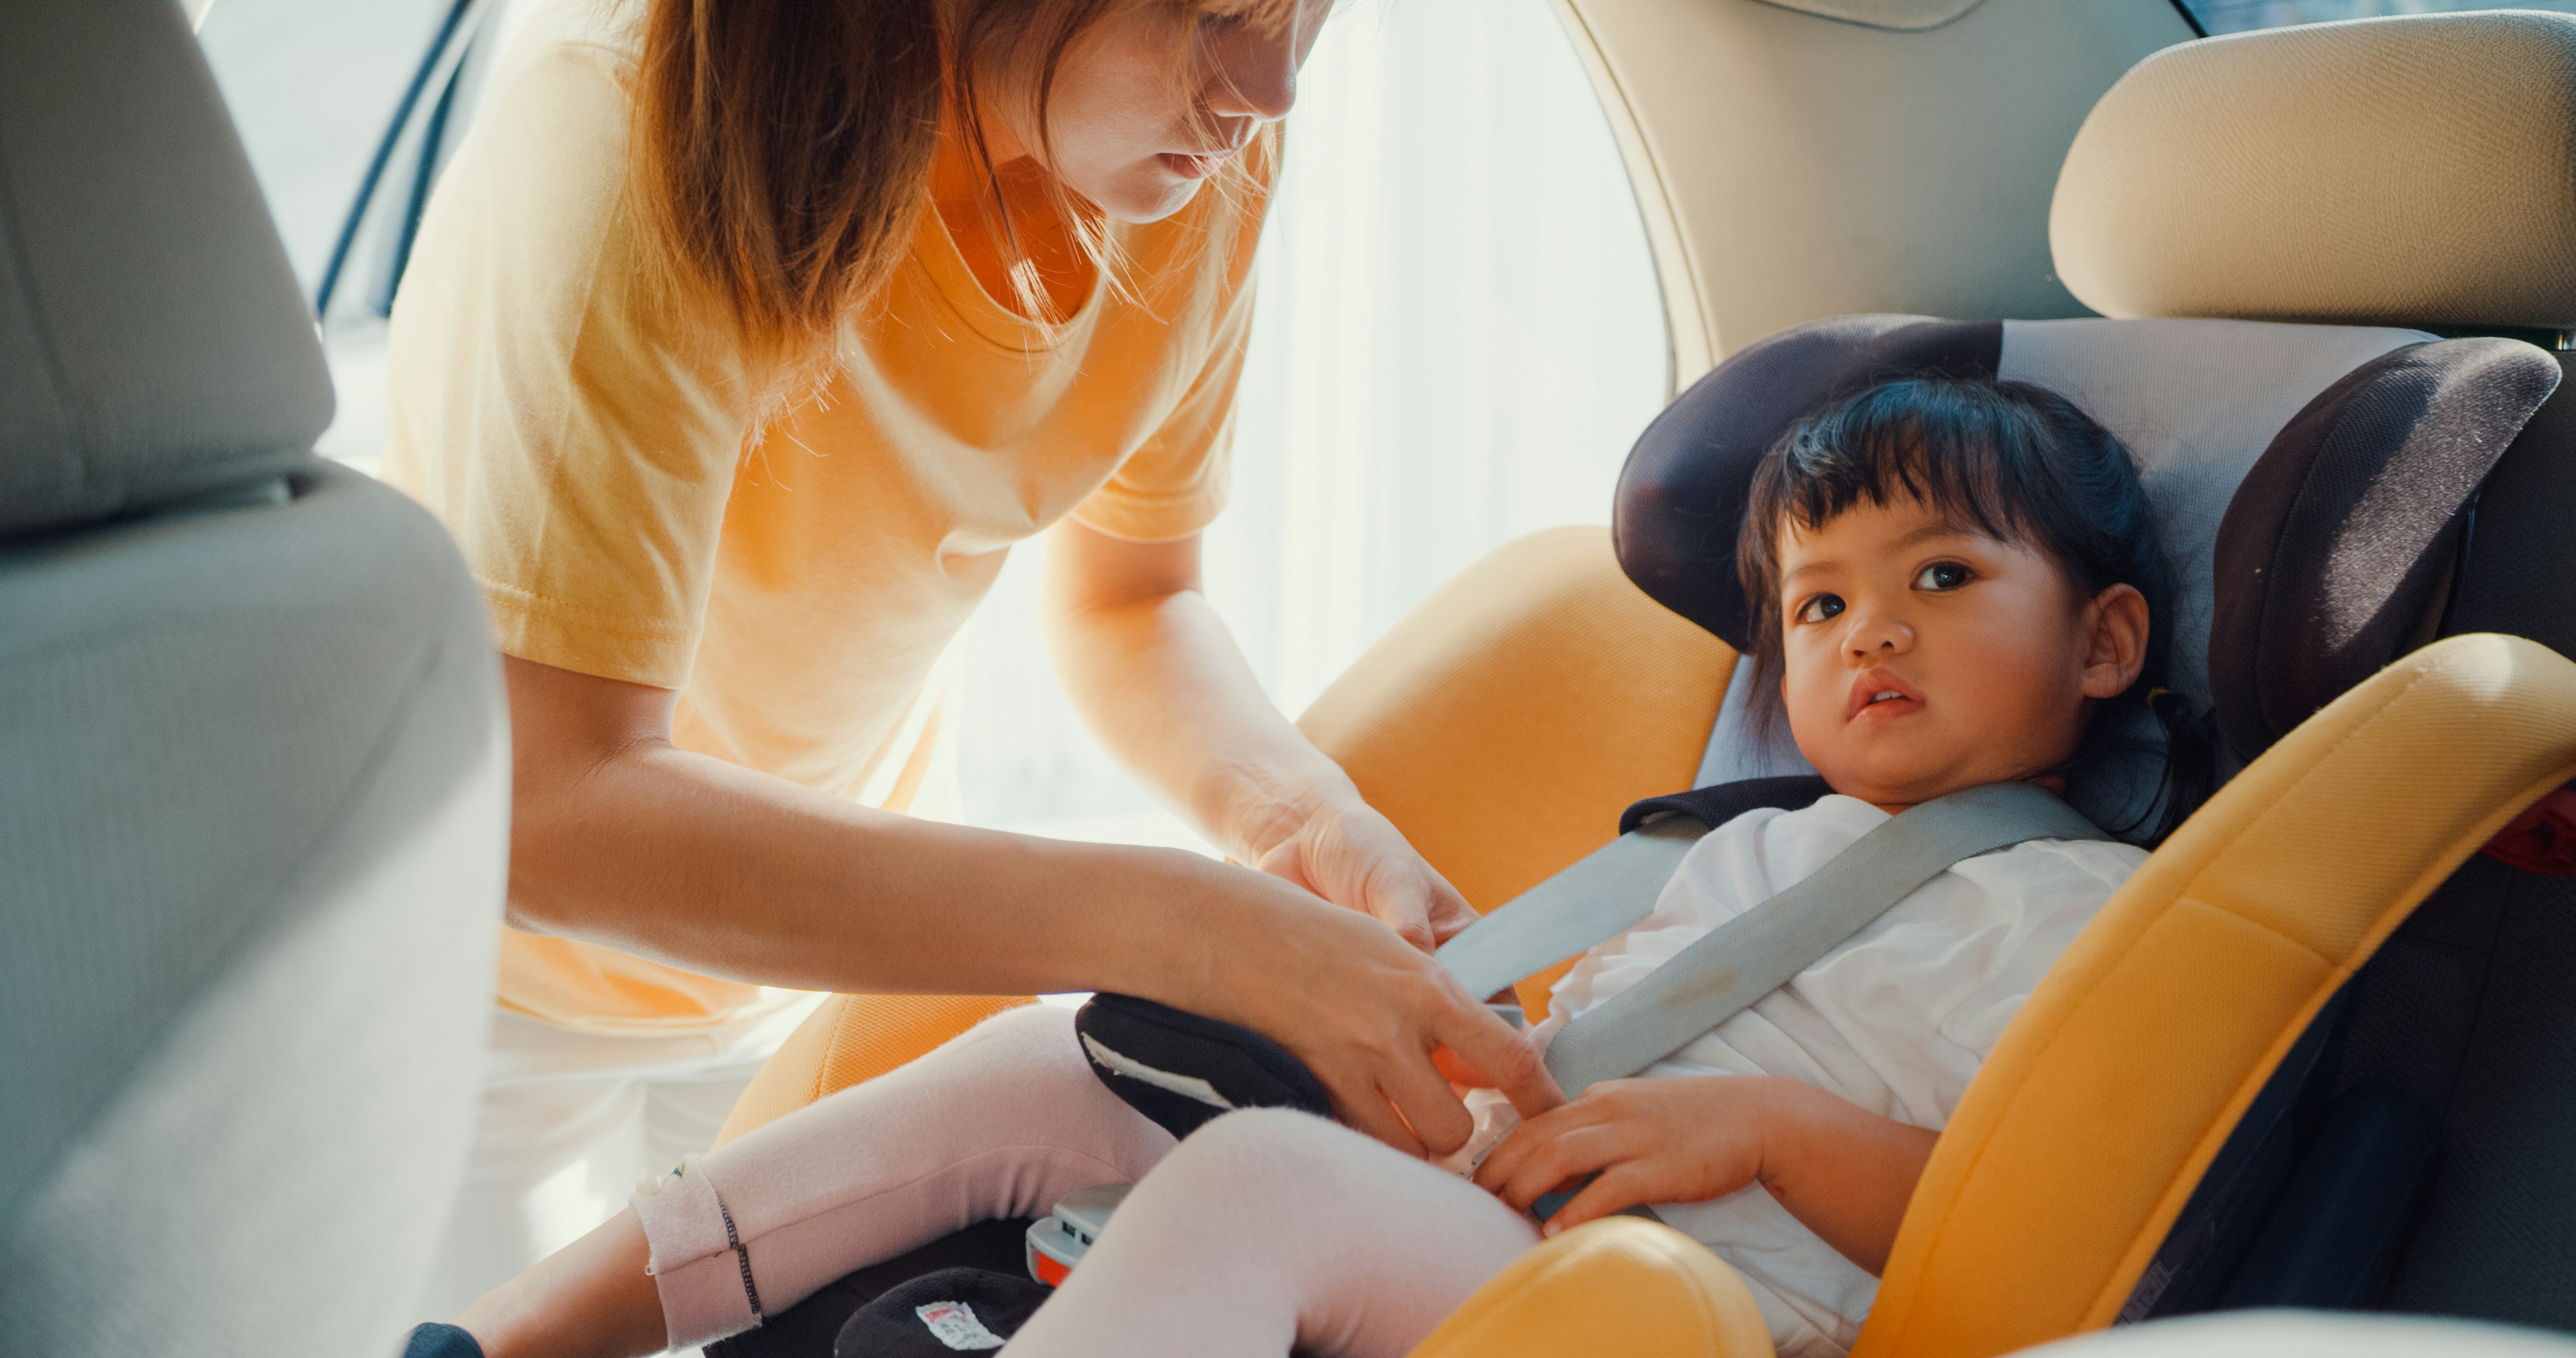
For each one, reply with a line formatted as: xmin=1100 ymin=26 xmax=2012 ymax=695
xmin=1471 ymin=1075 xmax=1779 ymax=1236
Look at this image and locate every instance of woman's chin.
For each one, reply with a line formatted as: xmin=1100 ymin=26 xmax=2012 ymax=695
xmin=1089 ymin=171 xmax=1208 ymax=225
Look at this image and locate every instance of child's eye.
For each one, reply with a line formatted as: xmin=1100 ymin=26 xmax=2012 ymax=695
xmin=1795 ymin=592 xmax=1845 ymax=624
xmin=1913 ymin=561 xmax=1972 ymax=591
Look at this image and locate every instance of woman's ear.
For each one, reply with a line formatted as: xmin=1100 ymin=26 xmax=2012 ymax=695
xmin=2081 ymin=583 xmax=2150 ymax=700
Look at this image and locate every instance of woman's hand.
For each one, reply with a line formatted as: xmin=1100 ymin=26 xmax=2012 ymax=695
xmin=1473 ymin=1076 xmax=1774 ymax=1236
xmin=1181 ymin=874 xmax=1562 ymax=1157
xmin=1040 ymin=523 xmax=1477 ymax=957
xmin=1252 ymin=792 xmax=1479 ymax=953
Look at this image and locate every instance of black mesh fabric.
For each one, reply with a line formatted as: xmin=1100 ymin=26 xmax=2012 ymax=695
xmin=2372 ymin=869 xmax=2576 ymax=1327
xmin=1613 ymin=316 xmax=2002 ymax=650
xmin=2207 ymin=338 xmax=2560 ymax=759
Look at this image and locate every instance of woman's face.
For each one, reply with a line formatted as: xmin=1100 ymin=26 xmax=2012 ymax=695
xmin=987 ymin=1 xmax=1331 ymax=222
xmin=1772 ymin=495 xmax=2148 ymax=810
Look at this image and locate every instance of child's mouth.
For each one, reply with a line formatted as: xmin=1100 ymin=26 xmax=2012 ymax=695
xmin=1846 ymin=673 xmax=1925 ymax=721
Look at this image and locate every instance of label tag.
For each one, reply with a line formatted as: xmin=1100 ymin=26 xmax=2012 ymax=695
xmin=915 ymin=1300 xmax=1008 ymax=1351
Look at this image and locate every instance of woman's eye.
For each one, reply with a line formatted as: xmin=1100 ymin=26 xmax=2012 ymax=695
xmin=1795 ymin=593 xmax=1845 ymax=624
xmin=1914 ymin=561 xmax=1972 ymax=591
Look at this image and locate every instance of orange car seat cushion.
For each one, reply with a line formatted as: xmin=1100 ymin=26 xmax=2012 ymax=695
xmin=1404 ymin=1217 xmax=1776 ymax=1358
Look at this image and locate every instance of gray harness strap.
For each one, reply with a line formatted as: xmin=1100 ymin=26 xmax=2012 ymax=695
xmin=1435 ymin=814 xmax=1713 ymax=1004
xmin=1537 ymin=782 xmax=2112 ymax=1096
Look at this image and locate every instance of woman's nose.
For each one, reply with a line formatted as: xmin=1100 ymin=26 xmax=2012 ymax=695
xmin=1203 ymin=11 xmax=1304 ymax=124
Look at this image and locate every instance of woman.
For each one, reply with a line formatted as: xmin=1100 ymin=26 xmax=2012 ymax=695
xmin=384 ymin=0 xmax=1553 ymax=1316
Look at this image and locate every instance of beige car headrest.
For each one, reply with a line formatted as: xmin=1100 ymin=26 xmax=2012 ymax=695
xmin=2052 ymin=11 xmax=2576 ymax=330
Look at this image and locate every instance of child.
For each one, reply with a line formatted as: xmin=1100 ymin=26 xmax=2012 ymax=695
xmin=421 ymin=376 xmax=2201 ymax=1358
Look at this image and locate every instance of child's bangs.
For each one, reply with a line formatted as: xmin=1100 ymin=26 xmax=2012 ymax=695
xmin=1774 ymin=392 xmax=2041 ymax=552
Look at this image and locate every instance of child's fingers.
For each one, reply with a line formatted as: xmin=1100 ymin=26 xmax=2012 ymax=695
xmin=1542 ymin=1161 xmax=1660 ymax=1237
xmin=1470 ymin=1099 xmax=1601 ymax=1195
xmin=1487 ymin=1123 xmax=1623 ymax=1212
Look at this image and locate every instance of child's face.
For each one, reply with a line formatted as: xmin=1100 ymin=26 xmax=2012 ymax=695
xmin=1774 ymin=496 xmax=2149 ymax=811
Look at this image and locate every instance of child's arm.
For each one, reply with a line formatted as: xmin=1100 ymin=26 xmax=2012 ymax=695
xmin=1470 ymin=1075 xmax=1937 ymax=1275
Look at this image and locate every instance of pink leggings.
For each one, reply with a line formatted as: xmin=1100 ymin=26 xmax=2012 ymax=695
xmin=635 ymin=1005 xmax=1537 ymax=1356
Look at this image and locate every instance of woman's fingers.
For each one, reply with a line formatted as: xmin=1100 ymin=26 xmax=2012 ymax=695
xmin=1317 ymin=1061 xmax=1425 ymax=1158
xmin=1424 ymin=878 xmax=1480 ymax=948
xmin=1378 ymin=1036 xmax=1478 ymax=1156
xmin=1266 ymin=798 xmax=1466 ymax=955
xmin=1434 ymin=995 xmax=1560 ymax=1123
xmin=1198 ymin=865 xmax=1542 ymax=1158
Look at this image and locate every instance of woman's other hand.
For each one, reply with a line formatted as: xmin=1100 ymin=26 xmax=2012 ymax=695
xmin=1252 ymin=793 xmax=1478 ymax=953
xmin=1470 ymin=1074 xmax=1936 ymax=1273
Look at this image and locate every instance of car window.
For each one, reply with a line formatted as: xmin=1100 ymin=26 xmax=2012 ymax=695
xmin=197 ymin=0 xmax=458 ymax=299
xmin=2178 ymin=0 xmax=2576 ymax=35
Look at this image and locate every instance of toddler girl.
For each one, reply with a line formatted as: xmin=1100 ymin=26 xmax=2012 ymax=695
xmin=424 ymin=376 xmax=2203 ymax=1358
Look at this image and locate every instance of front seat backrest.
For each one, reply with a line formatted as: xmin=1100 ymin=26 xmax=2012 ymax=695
xmin=0 ymin=2 xmax=509 ymax=1353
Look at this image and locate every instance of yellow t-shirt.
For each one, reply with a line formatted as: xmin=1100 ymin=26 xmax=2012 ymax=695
xmin=383 ymin=16 xmax=1270 ymax=1032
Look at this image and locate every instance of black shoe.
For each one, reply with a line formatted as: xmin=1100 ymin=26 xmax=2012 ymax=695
xmin=401 ymin=1323 xmax=487 ymax=1358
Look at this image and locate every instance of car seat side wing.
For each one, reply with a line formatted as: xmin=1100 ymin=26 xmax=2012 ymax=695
xmin=1856 ymin=633 xmax=2576 ymax=1358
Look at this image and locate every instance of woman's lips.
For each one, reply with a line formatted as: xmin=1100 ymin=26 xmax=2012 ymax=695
xmin=1160 ymin=151 xmax=1228 ymax=180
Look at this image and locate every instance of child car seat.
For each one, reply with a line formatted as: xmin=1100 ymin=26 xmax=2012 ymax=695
xmin=717 ymin=10 xmax=2576 ymax=1357
xmin=1402 ymin=12 xmax=2576 ymax=1357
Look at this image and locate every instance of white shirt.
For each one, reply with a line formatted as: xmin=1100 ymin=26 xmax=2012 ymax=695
xmin=1513 ymin=795 xmax=2145 ymax=1356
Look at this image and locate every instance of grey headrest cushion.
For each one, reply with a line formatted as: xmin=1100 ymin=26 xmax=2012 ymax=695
xmin=0 ymin=0 xmax=332 ymax=538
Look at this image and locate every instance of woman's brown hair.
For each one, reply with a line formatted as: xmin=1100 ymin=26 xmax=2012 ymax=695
xmin=629 ymin=0 xmax=1288 ymax=389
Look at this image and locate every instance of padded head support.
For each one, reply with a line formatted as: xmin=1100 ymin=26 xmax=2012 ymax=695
xmin=1615 ymin=316 xmax=2557 ymax=771
xmin=2053 ymin=11 xmax=2576 ymax=328
xmin=2210 ymin=337 xmax=2561 ymax=754
xmin=0 ymin=0 xmax=332 ymax=539
xmin=1614 ymin=315 xmax=1999 ymax=658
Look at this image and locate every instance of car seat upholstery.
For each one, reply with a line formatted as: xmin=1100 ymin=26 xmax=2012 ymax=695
xmin=0 ymin=2 xmax=509 ymax=1354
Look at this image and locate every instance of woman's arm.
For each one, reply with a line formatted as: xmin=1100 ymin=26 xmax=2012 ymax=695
xmin=505 ymin=656 xmax=1556 ymax=1153
xmin=1471 ymin=1075 xmax=1938 ymax=1275
xmin=1041 ymin=521 xmax=1479 ymax=952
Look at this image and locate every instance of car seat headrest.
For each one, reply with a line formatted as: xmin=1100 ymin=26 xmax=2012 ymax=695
xmin=1615 ymin=315 xmax=2557 ymax=795
xmin=0 ymin=0 xmax=333 ymax=540
xmin=2052 ymin=11 xmax=2576 ymax=330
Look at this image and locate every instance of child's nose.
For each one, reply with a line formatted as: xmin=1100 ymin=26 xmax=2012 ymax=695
xmin=1842 ymin=609 xmax=1914 ymax=659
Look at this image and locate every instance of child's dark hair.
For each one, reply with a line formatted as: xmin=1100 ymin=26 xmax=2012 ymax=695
xmin=1734 ymin=376 xmax=2213 ymax=844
